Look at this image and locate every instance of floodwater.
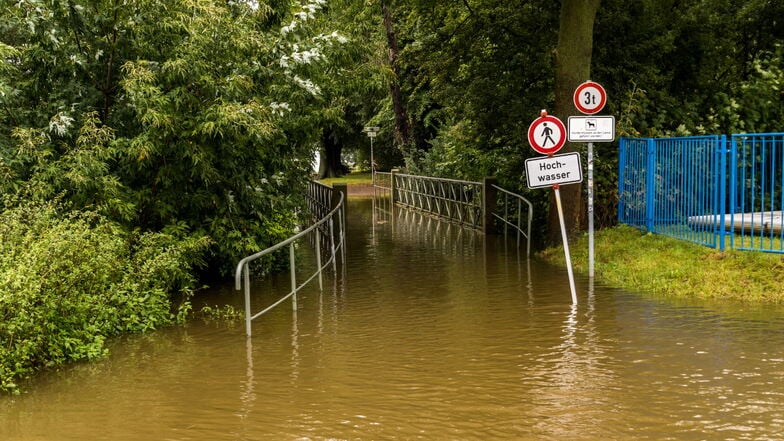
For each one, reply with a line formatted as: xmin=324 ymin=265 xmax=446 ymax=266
xmin=3 ymin=197 xmax=784 ymax=440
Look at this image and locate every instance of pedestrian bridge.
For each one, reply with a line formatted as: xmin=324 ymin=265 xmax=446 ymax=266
xmin=235 ymin=173 xmax=534 ymax=337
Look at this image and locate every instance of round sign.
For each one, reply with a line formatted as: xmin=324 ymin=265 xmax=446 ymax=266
xmin=573 ymin=81 xmax=606 ymax=115
xmin=528 ymin=115 xmax=566 ymax=155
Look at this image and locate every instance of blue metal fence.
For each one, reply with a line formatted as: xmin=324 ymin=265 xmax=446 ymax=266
xmin=619 ymin=133 xmax=784 ymax=254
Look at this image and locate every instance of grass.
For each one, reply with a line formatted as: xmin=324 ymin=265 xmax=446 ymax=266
xmin=318 ymin=172 xmax=373 ymax=187
xmin=539 ymin=225 xmax=784 ymax=304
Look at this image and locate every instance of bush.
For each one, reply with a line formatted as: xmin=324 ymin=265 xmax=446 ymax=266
xmin=0 ymin=202 xmax=210 ymax=393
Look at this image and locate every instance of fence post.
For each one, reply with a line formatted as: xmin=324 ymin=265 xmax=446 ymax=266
xmin=330 ymin=183 xmax=347 ymax=259
xmin=390 ymin=168 xmax=399 ymax=204
xmin=331 ymin=183 xmax=347 ymax=212
xmin=718 ymin=135 xmax=728 ymax=251
xmin=646 ymin=138 xmax=657 ymax=232
xmin=482 ymin=177 xmax=498 ymax=234
xmin=618 ymin=138 xmax=626 ymax=224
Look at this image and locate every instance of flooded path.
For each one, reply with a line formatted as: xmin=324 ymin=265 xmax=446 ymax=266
xmin=3 ymin=198 xmax=784 ymax=440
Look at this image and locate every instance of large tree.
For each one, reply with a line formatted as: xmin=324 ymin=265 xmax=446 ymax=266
xmin=548 ymin=0 xmax=601 ymax=244
xmin=0 ymin=0 xmax=350 ymax=274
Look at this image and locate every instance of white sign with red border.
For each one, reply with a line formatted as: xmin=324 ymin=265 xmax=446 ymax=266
xmin=528 ymin=114 xmax=566 ymax=155
xmin=525 ymin=152 xmax=583 ymax=189
xmin=573 ymin=81 xmax=606 ymax=115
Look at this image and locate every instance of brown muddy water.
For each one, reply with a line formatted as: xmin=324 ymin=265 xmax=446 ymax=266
xmin=3 ymin=198 xmax=784 ymax=440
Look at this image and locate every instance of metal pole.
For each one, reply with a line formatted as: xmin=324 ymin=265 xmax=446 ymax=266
xmin=554 ymin=185 xmax=578 ymax=304
xmin=289 ymin=243 xmax=297 ymax=311
xmin=370 ymin=136 xmax=375 ymax=186
xmin=587 ymin=141 xmax=595 ymax=278
xmin=243 ymin=263 xmax=252 ymax=337
xmin=315 ymin=229 xmax=323 ymax=290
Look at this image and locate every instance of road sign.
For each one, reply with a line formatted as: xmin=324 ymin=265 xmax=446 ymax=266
xmin=568 ymin=116 xmax=616 ymax=142
xmin=573 ymin=81 xmax=606 ymax=115
xmin=363 ymin=126 xmax=380 ymax=138
xmin=525 ymin=152 xmax=583 ymax=189
xmin=528 ymin=114 xmax=566 ymax=155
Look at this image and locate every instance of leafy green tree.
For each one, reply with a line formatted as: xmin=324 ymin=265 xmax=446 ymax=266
xmin=0 ymin=0 xmax=353 ymax=274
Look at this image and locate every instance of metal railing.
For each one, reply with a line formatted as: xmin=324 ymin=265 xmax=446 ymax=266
xmin=393 ymin=173 xmax=484 ymax=229
xmin=619 ymin=133 xmax=784 ymax=254
xmin=491 ymin=184 xmax=534 ymax=257
xmin=235 ymin=182 xmax=346 ymax=337
xmin=374 ymin=171 xmax=533 ymax=256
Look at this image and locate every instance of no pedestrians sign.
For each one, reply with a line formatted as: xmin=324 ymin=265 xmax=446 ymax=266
xmin=527 ymin=114 xmax=566 ymax=155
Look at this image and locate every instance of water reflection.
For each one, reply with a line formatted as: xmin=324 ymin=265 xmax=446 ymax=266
xmin=3 ymin=198 xmax=784 ymax=440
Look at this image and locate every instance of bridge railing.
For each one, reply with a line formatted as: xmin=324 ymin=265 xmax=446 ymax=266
xmin=393 ymin=173 xmax=484 ymax=229
xmin=491 ymin=184 xmax=534 ymax=257
xmin=235 ymin=181 xmax=346 ymax=337
xmin=374 ymin=171 xmax=533 ymax=256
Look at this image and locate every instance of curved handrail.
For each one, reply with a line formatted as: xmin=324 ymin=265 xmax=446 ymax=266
xmin=235 ymin=185 xmax=345 ymax=337
xmin=491 ymin=184 xmax=534 ymax=257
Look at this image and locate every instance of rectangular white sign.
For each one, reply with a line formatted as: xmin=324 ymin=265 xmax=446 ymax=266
xmin=568 ymin=116 xmax=615 ymax=142
xmin=525 ymin=152 xmax=583 ymax=189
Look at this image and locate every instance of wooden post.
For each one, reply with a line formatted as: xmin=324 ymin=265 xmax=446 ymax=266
xmin=482 ymin=177 xmax=498 ymax=234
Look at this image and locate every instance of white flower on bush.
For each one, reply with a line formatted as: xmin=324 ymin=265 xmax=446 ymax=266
xmin=270 ymin=102 xmax=291 ymax=116
xmin=48 ymin=112 xmax=74 ymax=137
xmin=293 ymin=75 xmax=321 ymax=96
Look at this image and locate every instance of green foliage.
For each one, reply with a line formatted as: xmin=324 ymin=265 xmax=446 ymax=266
xmin=377 ymin=0 xmax=783 ymax=233
xmin=196 ymin=304 xmax=244 ymax=322
xmin=0 ymin=201 xmax=210 ymax=393
xmin=0 ymin=0 xmax=359 ymax=275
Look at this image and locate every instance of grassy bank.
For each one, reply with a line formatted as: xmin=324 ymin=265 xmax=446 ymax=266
xmin=539 ymin=225 xmax=784 ymax=304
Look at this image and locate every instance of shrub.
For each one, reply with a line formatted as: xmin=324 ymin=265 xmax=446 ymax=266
xmin=0 ymin=202 xmax=210 ymax=393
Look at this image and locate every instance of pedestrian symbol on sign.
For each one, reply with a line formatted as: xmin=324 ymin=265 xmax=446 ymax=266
xmin=541 ymin=123 xmax=555 ymax=147
xmin=528 ymin=111 xmax=566 ymax=155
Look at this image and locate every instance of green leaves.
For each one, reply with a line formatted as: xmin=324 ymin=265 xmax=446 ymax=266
xmin=0 ymin=201 xmax=210 ymax=393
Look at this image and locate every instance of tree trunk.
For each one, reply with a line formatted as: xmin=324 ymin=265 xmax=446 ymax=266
xmin=318 ymin=129 xmax=345 ymax=179
xmin=547 ymin=0 xmax=601 ymax=245
xmin=381 ymin=0 xmax=412 ymax=151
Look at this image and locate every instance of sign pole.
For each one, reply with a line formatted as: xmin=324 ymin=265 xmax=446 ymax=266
xmin=570 ymin=81 xmax=611 ymax=281
xmin=363 ymin=126 xmax=380 ymax=185
xmin=587 ymin=141 xmax=595 ymax=278
xmin=553 ymin=184 xmax=578 ymax=304
xmin=370 ymin=135 xmax=375 ymax=185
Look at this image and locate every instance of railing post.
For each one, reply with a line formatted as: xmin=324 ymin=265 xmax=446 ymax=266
xmin=390 ymin=168 xmax=399 ymax=204
xmin=243 ymin=263 xmax=252 ymax=337
xmin=718 ymin=135 xmax=728 ymax=251
xmin=331 ymin=183 xmax=347 ymax=256
xmin=315 ymin=229 xmax=323 ymax=290
xmin=482 ymin=177 xmax=498 ymax=234
xmin=290 ymin=243 xmax=297 ymax=311
xmin=331 ymin=183 xmax=347 ymax=215
xmin=646 ymin=138 xmax=657 ymax=232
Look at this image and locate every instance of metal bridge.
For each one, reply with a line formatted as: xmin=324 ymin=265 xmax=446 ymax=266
xmin=235 ymin=174 xmax=534 ymax=337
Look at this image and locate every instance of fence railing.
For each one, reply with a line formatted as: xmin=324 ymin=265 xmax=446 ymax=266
xmin=394 ymin=173 xmax=484 ymax=229
xmin=235 ymin=181 xmax=346 ymax=337
xmin=491 ymin=184 xmax=534 ymax=257
xmin=618 ymin=133 xmax=784 ymax=254
xmin=374 ymin=171 xmax=533 ymax=256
